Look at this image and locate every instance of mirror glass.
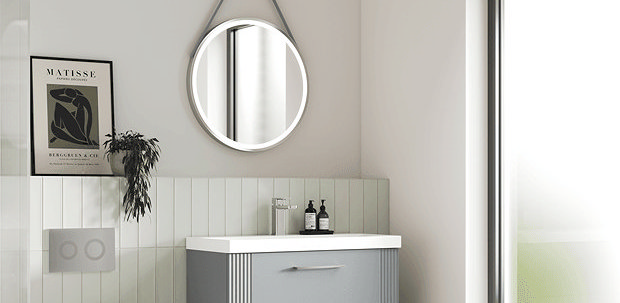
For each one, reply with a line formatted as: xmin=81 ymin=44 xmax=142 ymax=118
xmin=189 ymin=19 xmax=308 ymax=151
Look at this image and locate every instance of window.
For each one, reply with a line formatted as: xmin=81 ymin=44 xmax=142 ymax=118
xmin=490 ymin=1 xmax=620 ymax=302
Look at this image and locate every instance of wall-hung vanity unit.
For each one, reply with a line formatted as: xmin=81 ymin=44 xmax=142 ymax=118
xmin=186 ymin=234 xmax=401 ymax=303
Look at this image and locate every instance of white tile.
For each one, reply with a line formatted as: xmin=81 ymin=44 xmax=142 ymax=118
xmin=173 ymin=248 xmax=187 ymax=303
xmin=156 ymin=178 xmax=174 ymax=247
xmin=101 ymin=177 xmax=120 ymax=248
xmin=62 ymin=177 xmax=83 ymax=228
xmin=363 ymin=180 xmax=378 ymax=234
xmin=274 ymin=178 xmax=290 ymax=199
xmin=118 ymin=178 xmax=128 ymax=221
xmin=138 ymin=248 xmax=156 ymax=303
xmin=349 ymin=179 xmax=364 ymax=233
xmin=289 ymin=179 xmax=305 ymax=234
xmin=28 ymin=177 xmax=390 ymax=303
xmin=120 ymin=248 xmax=138 ymax=303
xmin=30 ymin=251 xmax=43 ymax=303
xmin=225 ymin=178 xmax=242 ymax=236
xmin=43 ymin=177 xmax=63 ymax=251
xmin=241 ymin=178 xmax=258 ymax=236
xmin=156 ymin=248 xmax=174 ymax=303
xmin=42 ymin=252 xmax=62 ymax=303
xmin=1 ymin=177 xmax=20 ymax=253
xmin=304 ymin=179 xmax=320 ymax=203
xmin=191 ymin=178 xmax=209 ymax=237
xmin=378 ymin=179 xmax=390 ymax=234
xmin=100 ymin=248 xmax=120 ymax=303
xmin=174 ymin=178 xmax=192 ymax=246
xmin=139 ymin=180 xmax=157 ymax=247
xmin=274 ymin=178 xmax=290 ymax=234
xmin=62 ymin=272 xmax=81 ymax=303
xmin=82 ymin=272 xmax=101 ymax=303
xmin=334 ymin=179 xmax=350 ymax=233
xmin=208 ymin=179 xmax=226 ymax=236
xmin=43 ymin=177 xmax=63 ymax=230
xmin=1 ymin=250 xmax=20 ymax=303
xmin=82 ymin=177 xmax=102 ymax=228
xmin=30 ymin=177 xmax=43 ymax=251
xmin=120 ymin=179 xmax=139 ymax=248
xmin=0 ymin=247 xmax=1 ymax=303
xmin=319 ymin=179 xmax=335 ymax=230
xmin=257 ymin=178 xmax=273 ymax=235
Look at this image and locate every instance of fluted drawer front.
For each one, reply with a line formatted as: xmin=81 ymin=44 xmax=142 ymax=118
xmin=188 ymin=248 xmax=399 ymax=303
xmin=252 ymin=250 xmax=381 ymax=303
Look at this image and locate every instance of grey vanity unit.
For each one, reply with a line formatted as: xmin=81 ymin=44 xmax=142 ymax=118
xmin=186 ymin=234 xmax=401 ymax=303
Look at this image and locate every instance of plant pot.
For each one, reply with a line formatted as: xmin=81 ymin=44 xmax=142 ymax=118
xmin=109 ymin=150 xmax=127 ymax=176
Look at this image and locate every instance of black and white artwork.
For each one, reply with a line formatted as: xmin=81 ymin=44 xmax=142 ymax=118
xmin=47 ymin=85 xmax=100 ymax=149
xmin=31 ymin=57 xmax=114 ymax=175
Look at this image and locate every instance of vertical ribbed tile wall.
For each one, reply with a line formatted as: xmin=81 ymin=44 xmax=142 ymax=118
xmin=29 ymin=177 xmax=389 ymax=303
xmin=381 ymin=248 xmax=399 ymax=303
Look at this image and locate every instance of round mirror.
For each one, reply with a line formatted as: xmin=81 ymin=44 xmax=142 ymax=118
xmin=188 ymin=19 xmax=308 ymax=152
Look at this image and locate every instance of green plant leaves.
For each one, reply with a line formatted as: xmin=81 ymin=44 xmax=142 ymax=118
xmin=104 ymin=129 xmax=160 ymax=222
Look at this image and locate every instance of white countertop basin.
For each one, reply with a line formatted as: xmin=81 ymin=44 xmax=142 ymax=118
xmin=186 ymin=233 xmax=401 ymax=253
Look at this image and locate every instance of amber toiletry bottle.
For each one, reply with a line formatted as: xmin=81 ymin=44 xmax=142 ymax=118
xmin=305 ymin=200 xmax=317 ymax=231
xmin=318 ymin=199 xmax=329 ymax=231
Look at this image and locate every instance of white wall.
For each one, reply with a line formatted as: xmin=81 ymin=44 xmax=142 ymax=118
xmin=30 ymin=0 xmax=362 ymax=177
xmin=29 ymin=176 xmax=388 ymax=303
xmin=361 ymin=0 xmax=487 ymax=302
xmin=465 ymin=0 xmax=487 ymax=302
xmin=28 ymin=0 xmax=490 ymax=302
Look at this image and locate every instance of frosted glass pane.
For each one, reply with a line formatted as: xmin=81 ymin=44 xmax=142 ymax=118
xmin=503 ymin=1 xmax=620 ymax=302
xmin=0 ymin=0 xmax=30 ymax=302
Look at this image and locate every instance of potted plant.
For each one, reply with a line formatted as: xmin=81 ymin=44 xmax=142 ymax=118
xmin=104 ymin=130 xmax=160 ymax=221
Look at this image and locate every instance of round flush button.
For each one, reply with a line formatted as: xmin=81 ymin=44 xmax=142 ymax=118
xmin=59 ymin=241 xmax=78 ymax=260
xmin=85 ymin=239 xmax=106 ymax=261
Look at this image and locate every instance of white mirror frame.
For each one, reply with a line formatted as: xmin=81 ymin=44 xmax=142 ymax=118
xmin=188 ymin=18 xmax=309 ymax=152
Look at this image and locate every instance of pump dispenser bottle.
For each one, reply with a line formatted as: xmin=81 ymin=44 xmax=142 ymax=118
xmin=318 ymin=199 xmax=329 ymax=231
xmin=304 ymin=200 xmax=317 ymax=231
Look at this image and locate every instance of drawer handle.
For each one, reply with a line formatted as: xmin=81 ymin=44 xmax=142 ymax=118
xmin=291 ymin=265 xmax=345 ymax=271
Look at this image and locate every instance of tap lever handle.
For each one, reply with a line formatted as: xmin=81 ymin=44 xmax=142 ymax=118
xmin=275 ymin=205 xmax=297 ymax=210
xmin=272 ymin=198 xmax=288 ymax=205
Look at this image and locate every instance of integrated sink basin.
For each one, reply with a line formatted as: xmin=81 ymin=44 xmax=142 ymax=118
xmin=186 ymin=233 xmax=401 ymax=253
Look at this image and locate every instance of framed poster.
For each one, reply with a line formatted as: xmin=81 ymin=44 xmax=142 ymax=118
xmin=30 ymin=56 xmax=114 ymax=176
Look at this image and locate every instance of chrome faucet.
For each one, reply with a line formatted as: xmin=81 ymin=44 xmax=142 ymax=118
xmin=272 ymin=198 xmax=297 ymax=235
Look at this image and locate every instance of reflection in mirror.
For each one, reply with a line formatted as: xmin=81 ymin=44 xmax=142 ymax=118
xmin=189 ymin=19 xmax=307 ymax=151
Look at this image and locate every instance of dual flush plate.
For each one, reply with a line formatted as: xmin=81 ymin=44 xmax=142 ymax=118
xmin=48 ymin=228 xmax=115 ymax=273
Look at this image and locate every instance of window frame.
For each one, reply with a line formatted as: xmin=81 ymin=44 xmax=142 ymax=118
xmin=488 ymin=0 xmax=503 ymax=302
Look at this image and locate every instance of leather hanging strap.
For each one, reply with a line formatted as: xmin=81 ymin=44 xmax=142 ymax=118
xmin=270 ymin=0 xmax=297 ymax=45
xmin=192 ymin=0 xmax=298 ymax=57
xmin=204 ymin=0 xmax=226 ymax=36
